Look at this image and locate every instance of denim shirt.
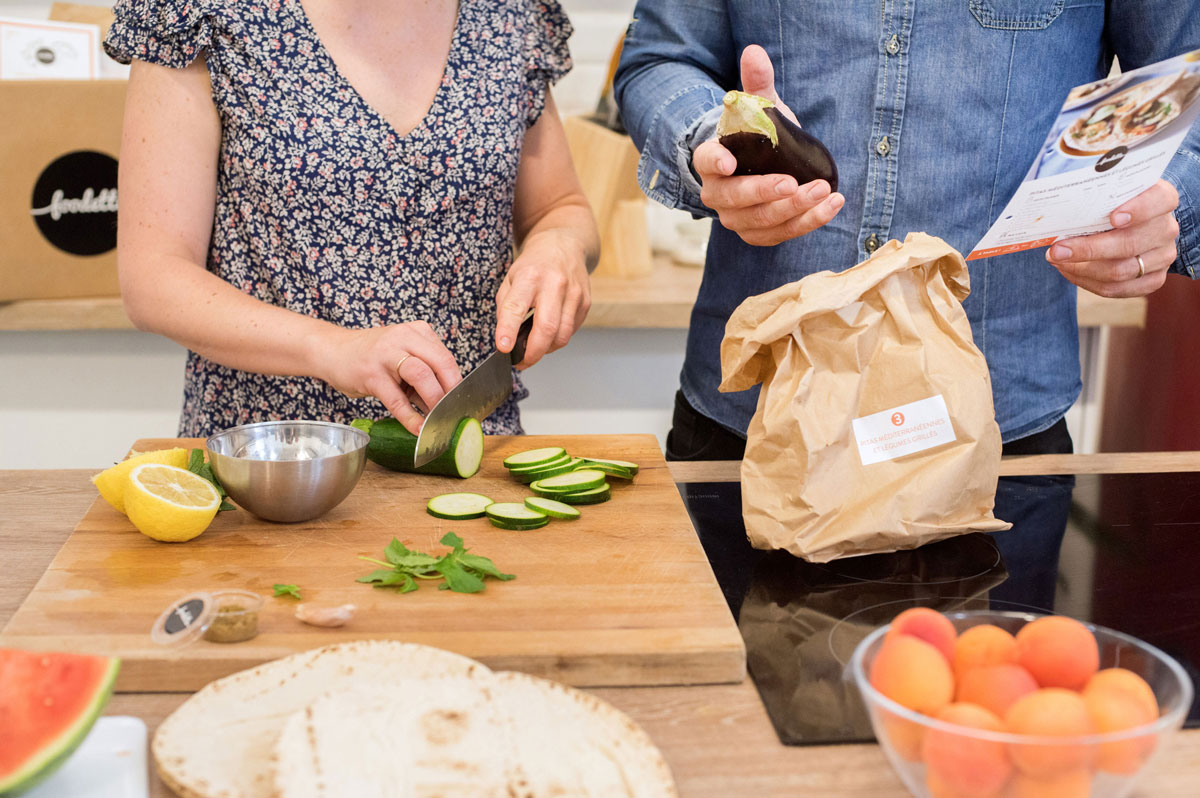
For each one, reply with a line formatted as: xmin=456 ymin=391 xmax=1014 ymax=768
xmin=614 ymin=0 xmax=1200 ymax=442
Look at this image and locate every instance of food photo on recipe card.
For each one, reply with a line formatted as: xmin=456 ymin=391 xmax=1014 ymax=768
xmin=0 ymin=16 xmax=100 ymax=80
xmin=968 ymin=49 xmax=1200 ymax=260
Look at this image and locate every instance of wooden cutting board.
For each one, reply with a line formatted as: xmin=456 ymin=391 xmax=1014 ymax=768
xmin=1 ymin=435 xmax=745 ymax=691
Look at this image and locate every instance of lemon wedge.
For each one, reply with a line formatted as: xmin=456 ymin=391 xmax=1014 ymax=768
xmin=92 ymin=448 xmax=190 ymax=515
xmin=125 ymin=463 xmax=221 ymax=542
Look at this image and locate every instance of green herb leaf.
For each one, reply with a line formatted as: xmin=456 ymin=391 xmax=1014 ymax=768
xmin=188 ymin=448 xmax=236 ymax=512
xmin=356 ymin=569 xmax=396 ymax=584
xmin=459 ymin=553 xmax=516 ymax=581
xmin=273 ymin=583 xmax=301 ymax=599
xmin=435 ymin=559 xmax=486 ymax=593
xmin=384 ymin=537 xmax=412 ymax=565
xmin=440 ymin=531 xmax=466 ymax=551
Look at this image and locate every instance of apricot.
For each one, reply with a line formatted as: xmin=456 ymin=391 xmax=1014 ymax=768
xmin=922 ymin=703 xmax=1012 ymax=798
xmin=1007 ymin=769 xmax=1091 ymax=798
xmin=878 ymin=708 xmax=926 ymax=762
xmin=1015 ymin=616 xmax=1099 ymax=690
xmin=956 ymin=664 xmax=1039 ymax=718
xmin=1083 ymin=686 xmax=1157 ymax=774
xmin=1004 ymin=688 xmax=1094 ymax=776
xmin=1084 ymin=668 xmax=1159 ymax=720
xmin=954 ymin=624 xmax=1019 ymax=678
xmin=869 ymin=634 xmax=955 ymax=715
xmin=889 ymin=607 xmax=957 ymax=663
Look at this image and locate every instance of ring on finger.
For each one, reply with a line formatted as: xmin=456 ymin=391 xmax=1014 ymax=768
xmin=1135 ymin=254 xmax=1146 ymax=279
xmin=394 ymin=354 xmax=412 ymax=381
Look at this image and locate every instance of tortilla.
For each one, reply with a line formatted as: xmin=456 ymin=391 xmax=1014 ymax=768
xmin=1061 ymin=73 xmax=1181 ymax=153
xmin=1116 ymin=73 xmax=1200 ymax=145
xmin=270 ymin=680 xmax=516 ymax=798
xmin=152 ymin=641 xmax=484 ymax=798
xmin=492 ymin=671 xmax=679 ymax=798
xmin=154 ymin=641 xmax=678 ymax=798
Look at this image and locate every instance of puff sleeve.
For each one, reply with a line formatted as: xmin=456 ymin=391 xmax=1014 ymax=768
xmin=103 ymin=0 xmax=218 ymax=68
xmin=522 ymin=0 xmax=573 ymax=127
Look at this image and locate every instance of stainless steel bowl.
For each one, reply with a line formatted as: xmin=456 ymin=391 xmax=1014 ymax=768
xmin=206 ymin=420 xmax=369 ymax=523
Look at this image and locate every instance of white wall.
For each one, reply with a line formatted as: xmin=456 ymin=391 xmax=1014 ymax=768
xmin=0 ymin=0 xmax=689 ymax=470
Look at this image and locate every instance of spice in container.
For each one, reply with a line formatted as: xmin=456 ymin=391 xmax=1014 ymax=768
xmin=151 ymin=589 xmax=266 ymax=648
xmin=203 ymin=591 xmax=264 ymax=643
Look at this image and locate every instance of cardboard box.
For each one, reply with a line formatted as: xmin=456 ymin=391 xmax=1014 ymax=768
xmin=0 ymin=79 xmax=125 ymax=301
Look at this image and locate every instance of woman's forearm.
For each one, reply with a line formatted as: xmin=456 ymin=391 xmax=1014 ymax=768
xmin=518 ymin=197 xmax=600 ymax=274
xmin=120 ymin=252 xmax=344 ymax=379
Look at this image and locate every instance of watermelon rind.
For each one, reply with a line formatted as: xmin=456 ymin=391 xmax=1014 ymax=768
xmin=0 ymin=655 xmax=120 ymax=797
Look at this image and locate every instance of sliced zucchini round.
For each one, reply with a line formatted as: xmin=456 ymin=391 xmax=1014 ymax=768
xmin=559 ymin=484 xmax=612 ymax=505
xmin=426 ymin=492 xmax=494 ymax=520
xmin=503 ymin=447 xmax=567 ymax=469
xmin=484 ymin=502 xmax=548 ymax=524
xmin=488 ymin=516 xmax=550 ymax=531
xmin=531 ymin=469 xmax=607 ymax=494
xmin=524 ymin=497 xmax=581 ymax=520
xmin=577 ymin=461 xmax=635 ymax=480
xmin=507 ymin=452 xmax=572 ymax=473
xmin=513 ymin=458 xmax=585 ymax=484
xmin=581 ymin=457 xmax=640 ymax=476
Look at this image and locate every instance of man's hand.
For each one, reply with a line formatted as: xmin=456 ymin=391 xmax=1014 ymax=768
xmin=693 ymin=45 xmax=844 ymax=247
xmin=1046 ymin=180 xmax=1180 ymax=297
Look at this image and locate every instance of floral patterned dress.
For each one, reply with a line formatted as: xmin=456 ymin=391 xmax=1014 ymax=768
xmin=104 ymin=0 xmax=572 ymax=436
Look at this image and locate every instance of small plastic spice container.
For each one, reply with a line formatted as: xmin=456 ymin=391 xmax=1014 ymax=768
xmin=152 ymin=589 xmax=265 ymax=647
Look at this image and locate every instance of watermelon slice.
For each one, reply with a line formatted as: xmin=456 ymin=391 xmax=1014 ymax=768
xmin=0 ymin=649 xmax=120 ymax=796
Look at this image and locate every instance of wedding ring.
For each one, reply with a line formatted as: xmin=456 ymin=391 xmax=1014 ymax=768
xmin=394 ymin=354 xmax=412 ymax=381
xmin=1136 ymin=254 xmax=1146 ymax=279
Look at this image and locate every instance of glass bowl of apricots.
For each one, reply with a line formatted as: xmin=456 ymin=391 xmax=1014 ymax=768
xmin=850 ymin=609 xmax=1192 ymax=798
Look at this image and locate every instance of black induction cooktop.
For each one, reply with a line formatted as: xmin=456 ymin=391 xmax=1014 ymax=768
xmin=677 ymin=472 xmax=1200 ymax=746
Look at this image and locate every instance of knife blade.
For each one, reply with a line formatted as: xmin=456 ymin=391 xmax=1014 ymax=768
xmin=413 ymin=314 xmax=534 ymax=468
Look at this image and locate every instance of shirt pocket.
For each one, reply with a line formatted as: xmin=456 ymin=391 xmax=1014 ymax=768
xmin=969 ymin=0 xmax=1065 ymax=30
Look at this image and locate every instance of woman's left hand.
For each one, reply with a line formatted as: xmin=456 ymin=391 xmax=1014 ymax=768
xmin=494 ymin=231 xmax=591 ymax=369
xmin=1046 ymin=180 xmax=1180 ymax=297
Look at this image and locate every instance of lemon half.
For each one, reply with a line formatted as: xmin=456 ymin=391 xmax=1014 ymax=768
xmin=92 ymin=448 xmax=190 ymax=514
xmin=126 ymin=463 xmax=220 ymax=543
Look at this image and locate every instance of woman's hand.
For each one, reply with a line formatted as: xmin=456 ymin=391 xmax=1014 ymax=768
xmin=1046 ymin=180 xmax=1181 ymax=297
xmin=318 ymin=322 xmax=462 ymax=435
xmin=694 ymin=45 xmax=844 ymax=246
xmin=494 ymin=231 xmax=591 ymax=368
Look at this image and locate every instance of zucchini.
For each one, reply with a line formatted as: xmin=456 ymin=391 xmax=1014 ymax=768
xmin=503 ymin=447 xmax=567 ymax=469
xmin=507 ymin=452 xmax=572 ymax=473
xmin=350 ymin=417 xmax=483 ymax=478
xmin=484 ymin=502 xmax=548 ymax=524
xmin=530 ymin=469 xmax=607 ymax=494
xmin=576 ymin=460 xmax=636 ymax=480
xmin=427 ymin=493 xmax=494 ymax=520
xmin=558 ymin=484 xmax=612 ymax=505
xmin=489 ymin=516 xmax=550 ymax=531
xmin=524 ymin=497 xmax=581 ymax=520
xmin=512 ymin=458 xmax=585 ymax=484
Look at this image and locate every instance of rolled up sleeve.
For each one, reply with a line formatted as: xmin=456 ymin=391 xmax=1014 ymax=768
xmin=613 ymin=1 xmax=735 ymax=218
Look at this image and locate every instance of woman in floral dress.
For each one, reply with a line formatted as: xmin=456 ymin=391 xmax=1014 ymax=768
xmin=104 ymin=0 xmax=598 ymax=436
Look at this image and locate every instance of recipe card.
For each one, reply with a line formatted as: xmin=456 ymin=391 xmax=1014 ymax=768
xmin=968 ymin=49 xmax=1200 ymax=260
xmin=0 ymin=16 xmax=100 ymax=80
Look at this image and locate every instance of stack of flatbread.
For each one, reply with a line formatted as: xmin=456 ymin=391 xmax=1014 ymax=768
xmin=153 ymin=641 xmax=677 ymax=798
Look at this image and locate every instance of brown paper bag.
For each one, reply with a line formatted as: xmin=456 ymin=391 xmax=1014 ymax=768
xmin=720 ymin=232 xmax=1010 ymax=562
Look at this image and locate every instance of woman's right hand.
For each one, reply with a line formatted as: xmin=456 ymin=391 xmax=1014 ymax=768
xmin=694 ymin=45 xmax=844 ymax=247
xmin=317 ymin=322 xmax=463 ymax=435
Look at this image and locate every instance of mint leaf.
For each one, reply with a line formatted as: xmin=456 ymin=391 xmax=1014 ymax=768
xmin=384 ymin=538 xmax=412 ymax=565
xmin=188 ymin=448 xmax=235 ymax=512
xmin=440 ymin=531 xmax=466 ymax=551
xmin=435 ymin=559 xmax=486 ymax=593
xmin=273 ymin=583 xmax=301 ymax=599
xmin=356 ymin=569 xmax=396 ymax=584
xmin=459 ymin=553 xmax=516 ymax=581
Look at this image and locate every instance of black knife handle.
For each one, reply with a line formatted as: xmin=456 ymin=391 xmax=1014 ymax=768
xmin=510 ymin=312 xmax=535 ymax=366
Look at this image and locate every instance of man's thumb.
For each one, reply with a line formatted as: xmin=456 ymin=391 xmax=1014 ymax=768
xmin=739 ymin=45 xmax=778 ymax=101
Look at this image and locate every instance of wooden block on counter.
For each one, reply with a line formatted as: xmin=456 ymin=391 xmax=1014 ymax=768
xmin=595 ymin=199 xmax=653 ymax=278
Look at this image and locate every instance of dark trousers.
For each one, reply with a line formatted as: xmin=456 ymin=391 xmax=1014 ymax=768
xmin=665 ymin=390 xmax=1073 ymax=460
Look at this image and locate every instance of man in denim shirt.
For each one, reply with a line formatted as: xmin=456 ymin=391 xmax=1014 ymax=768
xmin=614 ymin=2 xmax=1198 ymax=460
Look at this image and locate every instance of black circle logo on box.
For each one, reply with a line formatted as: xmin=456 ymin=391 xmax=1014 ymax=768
xmin=30 ymin=150 xmax=118 ymax=256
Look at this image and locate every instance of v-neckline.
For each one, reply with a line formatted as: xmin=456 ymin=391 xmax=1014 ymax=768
xmin=289 ymin=0 xmax=464 ymax=143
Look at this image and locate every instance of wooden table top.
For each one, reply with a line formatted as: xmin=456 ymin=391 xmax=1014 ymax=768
xmin=4 ymin=457 xmax=1199 ymax=798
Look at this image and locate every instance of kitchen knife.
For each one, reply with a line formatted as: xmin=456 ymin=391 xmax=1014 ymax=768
xmin=413 ymin=313 xmax=534 ymax=468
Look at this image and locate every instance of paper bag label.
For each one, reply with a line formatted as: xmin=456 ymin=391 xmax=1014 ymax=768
xmin=852 ymin=395 xmax=956 ymax=465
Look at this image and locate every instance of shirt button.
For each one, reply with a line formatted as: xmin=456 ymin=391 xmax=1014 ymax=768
xmin=886 ymin=35 xmax=900 ymax=55
xmin=865 ymin=234 xmax=881 ymax=253
xmin=876 ymin=136 xmax=892 ymax=157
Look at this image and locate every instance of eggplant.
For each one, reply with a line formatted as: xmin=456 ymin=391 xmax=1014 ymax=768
xmin=716 ymin=91 xmax=838 ymax=192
